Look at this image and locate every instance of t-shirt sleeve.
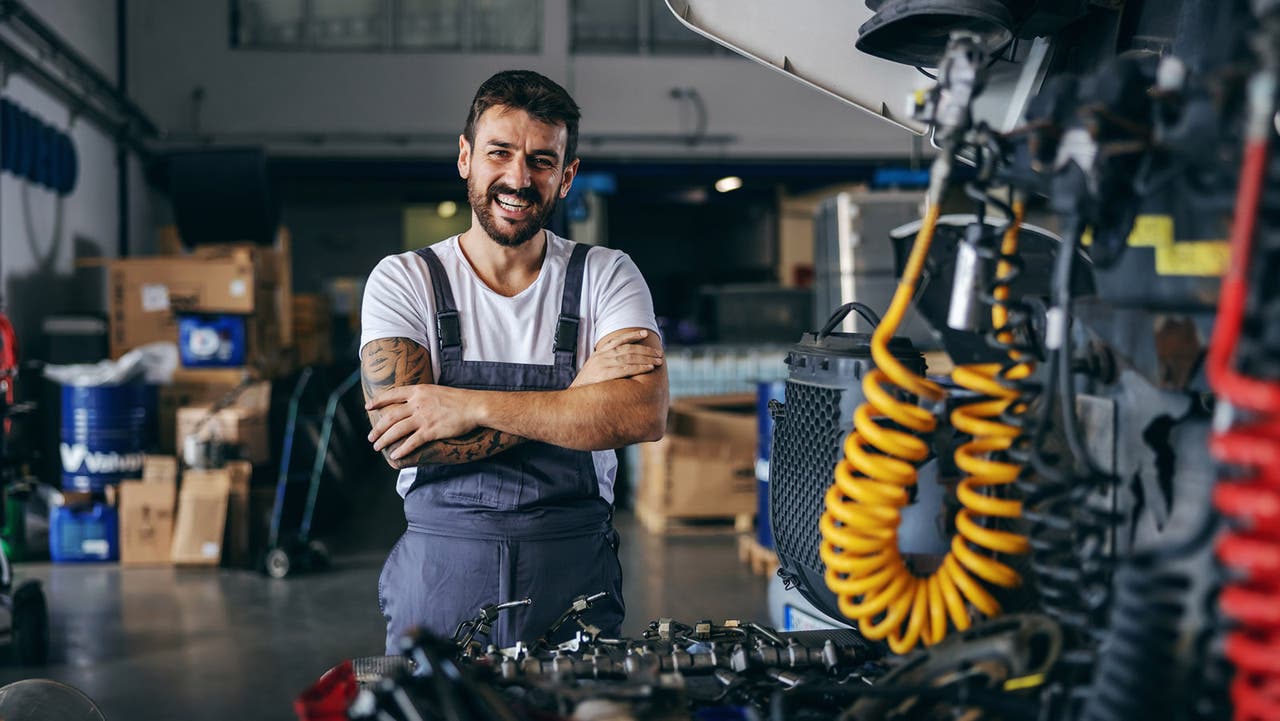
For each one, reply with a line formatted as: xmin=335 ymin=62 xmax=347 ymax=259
xmin=358 ymin=255 xmax=434 ymax=357
xmin=590 ymin=251 xmax=659 ymax=347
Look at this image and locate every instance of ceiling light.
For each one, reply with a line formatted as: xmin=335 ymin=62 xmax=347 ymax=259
xmin=714 ymin=176 xmax=743 ymax=193
xmin=437 ymin=200 xmax=458 ymax=218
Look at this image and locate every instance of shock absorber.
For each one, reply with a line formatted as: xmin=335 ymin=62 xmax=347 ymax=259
xmin=1208 ymin=37 xmax=1280 ymax=721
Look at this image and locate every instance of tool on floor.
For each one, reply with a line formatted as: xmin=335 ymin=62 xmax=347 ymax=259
xmin=263 ymin=367 xmax=361 ymax=579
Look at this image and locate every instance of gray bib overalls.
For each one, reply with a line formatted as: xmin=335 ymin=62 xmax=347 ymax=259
xmin=377 ymin=242 xmax=625 ymax=653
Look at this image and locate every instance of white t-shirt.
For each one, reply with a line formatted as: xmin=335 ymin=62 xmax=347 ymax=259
xmin=360 ymin=230 xmax=659 ymax=502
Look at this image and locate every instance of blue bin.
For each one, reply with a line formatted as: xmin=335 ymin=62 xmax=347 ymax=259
xmin=50 ymin=502 xmax=118 ymax=562
xmin=757 ymin=381 xmax=786 ymax=549
xmin=60 ymin=378 xmax=150 ymax=492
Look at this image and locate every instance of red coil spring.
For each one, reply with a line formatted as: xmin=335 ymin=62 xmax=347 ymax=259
xmin=1208 ymin=80 xmax=1280 ymax=721
xmin=1212 ymin=424 xmax=1280 ymax=721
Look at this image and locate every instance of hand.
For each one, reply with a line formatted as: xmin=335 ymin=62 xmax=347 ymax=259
xmin=571 ymin=330 xmax=664 ymax=388
xmin=365 ymin=384 xmax=480 ymax=461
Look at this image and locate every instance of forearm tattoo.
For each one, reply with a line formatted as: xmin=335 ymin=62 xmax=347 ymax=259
xmin=360 ymin=338 xmax=431 ymax=398
xmin=360 ymin=338 xmax=525 ymax=468
xmin=396 ymin=427 xmax=524 ymax=467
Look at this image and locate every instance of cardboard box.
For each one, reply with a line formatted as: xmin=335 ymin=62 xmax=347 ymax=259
xmin=191 ymin=230 xmax=294 ymax=347
xmin=667 ymin=394 xmax=757 ymax=445
xmin=175 ymin=381 xmax=272 ymax=466
xmin=171 ymin=461 xmax=251 ymax=566
xmin=118 ymin=480 xmax=177 ymax=566
xmin=292 ymin=293 xmax=333 ymax=367
xmin=638 ymin=437 xmax=757 ymax=518
xmin=108 ymin=229 xmax=293 ymax=362
xmin=109 ymin=256 xmax=250 ymax=356
xmin=636 ymin=394 xmax=758 ymax=519
xmin=142 ymin=455 xmax=178 ymax=484
xmin=157 ymin=370 xmax=258 ymax=454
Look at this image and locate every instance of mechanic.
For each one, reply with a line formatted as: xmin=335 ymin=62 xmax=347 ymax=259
xmin=359 ymin=69 xmax=669 ymax=654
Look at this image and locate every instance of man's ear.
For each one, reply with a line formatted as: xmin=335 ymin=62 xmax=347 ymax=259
xmin=457 ymin=134 xmax=471 ymax=180
xmin=559 ymin=157 xmax=580 ymax=199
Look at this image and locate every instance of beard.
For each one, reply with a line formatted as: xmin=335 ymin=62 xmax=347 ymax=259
xmin=467 ymin=178 xmax=558 ymax=248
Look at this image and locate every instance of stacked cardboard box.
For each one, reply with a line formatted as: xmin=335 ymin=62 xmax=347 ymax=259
xmin=108 ymin=227 xmax=294 ymax=376
xmin=636 ymin=394 xmax=758 ymax=530
xmin=157 ymin=368 xmax=256 ymax=455
xmin=118 ymin=456 xmax=178 ymax=566
xmin=83 ymin=454 xmax=254 ymax=569
xmin=175 ymin=381 xmax=272 ymax=466
xmin=171 ymin=461 xmax=252 ymax=568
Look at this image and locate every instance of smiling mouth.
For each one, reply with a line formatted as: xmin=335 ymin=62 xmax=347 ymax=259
xmin=495 ymin=194 xmax=532 ymax=212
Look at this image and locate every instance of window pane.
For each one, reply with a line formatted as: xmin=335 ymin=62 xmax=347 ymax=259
xmin=471 ymin=0 xmax=541 ymax=53
xmin=571 ymin=0 xmax=638 ymax=53
xmin=649 ymin=1 xmax=717 ymax=54
xmin=307 ymin=0 xmax=387 ymax=49
xmin=235 ymin=0 xmax=306 ymax=47
xmin=395 ymin=0 xmax=463 ymax=50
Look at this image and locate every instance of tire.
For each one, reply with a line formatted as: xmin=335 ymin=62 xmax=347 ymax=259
xmin=264 ymin=547 xmax=292 ymax=579
xmin=11 ymin=583 xmax=48 ymax=666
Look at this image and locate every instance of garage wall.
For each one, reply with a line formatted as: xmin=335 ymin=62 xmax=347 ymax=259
xmin=127 ymin=0 xmax=916 ymax=160
xmin=0 ymin=1 xmax=155 ymax=358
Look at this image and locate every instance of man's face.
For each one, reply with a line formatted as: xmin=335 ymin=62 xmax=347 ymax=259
xmin=459 ymin=105 xmax=579 ymax=248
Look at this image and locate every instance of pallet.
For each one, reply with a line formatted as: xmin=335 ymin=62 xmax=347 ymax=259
xmin=737 ymin=534 xmax=779 ymax=576
xmin=635 ymin=504 xmax=754 ymax=536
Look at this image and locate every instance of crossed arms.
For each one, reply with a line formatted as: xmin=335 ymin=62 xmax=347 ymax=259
xmin=360 ymin=329 xmax=669 ymax=470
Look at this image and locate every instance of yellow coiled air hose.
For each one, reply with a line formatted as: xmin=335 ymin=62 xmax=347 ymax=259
xmin=820 ymin=201 xmax=1032 ymax=654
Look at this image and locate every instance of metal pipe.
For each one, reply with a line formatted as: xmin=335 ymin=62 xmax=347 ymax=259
xmin=0 ymin=0 xmax=157 ymax=136
xmin=0 ymin=30 xmax=150 ymax=154
xmin=116 ymin=0 xmax=129 ymax=257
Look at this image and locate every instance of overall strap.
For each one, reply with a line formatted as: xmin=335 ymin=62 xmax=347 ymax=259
xmin=553 ymin=243 xmax=592 ymax=371
xmin=414 ymin=246 xmax=463 ymax=368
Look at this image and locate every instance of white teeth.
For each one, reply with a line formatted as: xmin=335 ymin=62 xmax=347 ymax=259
xmin=496 ymin=194 xmax=530 ymax=210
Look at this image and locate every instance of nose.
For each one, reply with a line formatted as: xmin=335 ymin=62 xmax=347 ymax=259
xmin=502 ymin=153 xmax=533 ymax=190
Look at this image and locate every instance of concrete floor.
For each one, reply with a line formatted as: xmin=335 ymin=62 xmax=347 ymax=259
xmin=0 ymin=500 xmax=771 ymax=721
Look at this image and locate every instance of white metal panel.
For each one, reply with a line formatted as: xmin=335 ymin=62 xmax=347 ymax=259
xmin=664 ymin=0 xmax=1052 ymax=137
xmin=665 ymin=0 xmax=929 ymax=134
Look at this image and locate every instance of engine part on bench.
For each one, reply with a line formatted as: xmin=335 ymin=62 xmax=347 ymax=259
xmin=340 ymin=616 xmax=883 ymax=721
xmin=841 ymin=614 xmax=1061 ymax=721
xmin=453 ymin=597 xmax=532 ymax=658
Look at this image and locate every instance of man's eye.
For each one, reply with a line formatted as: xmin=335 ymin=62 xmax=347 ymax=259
xmin=490 ymin=150 xmax=509 ymax=158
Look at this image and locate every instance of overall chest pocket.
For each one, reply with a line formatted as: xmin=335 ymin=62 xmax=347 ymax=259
xmin=412 ymin=458 xmax=522 ymax=510
xmin=512 ymin=443 xmax=597 ymax=507
xmin=433 ymin=457 xmax=523 ymax=510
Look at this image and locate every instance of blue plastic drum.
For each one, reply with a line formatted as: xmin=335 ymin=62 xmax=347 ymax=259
xmin=756 ymin=381 xmax=786 ymax=549
xmin=60 ymin=379 xmax=150 ymax=492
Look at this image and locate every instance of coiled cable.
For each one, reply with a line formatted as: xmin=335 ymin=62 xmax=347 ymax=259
xmin=1208 ymin=64 xmax=1280 ymax=721
xmin=1019 ymin=214 xmax=1119 ymax=662
xmin=1076 ymin=515 xmax=1216 ymax=721
xmin=821 ymin=182 xmax=1033 ymax=654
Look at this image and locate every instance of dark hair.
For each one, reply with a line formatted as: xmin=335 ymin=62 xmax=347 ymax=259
xmin=464 ymin=70 xmax=581 ymax=163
